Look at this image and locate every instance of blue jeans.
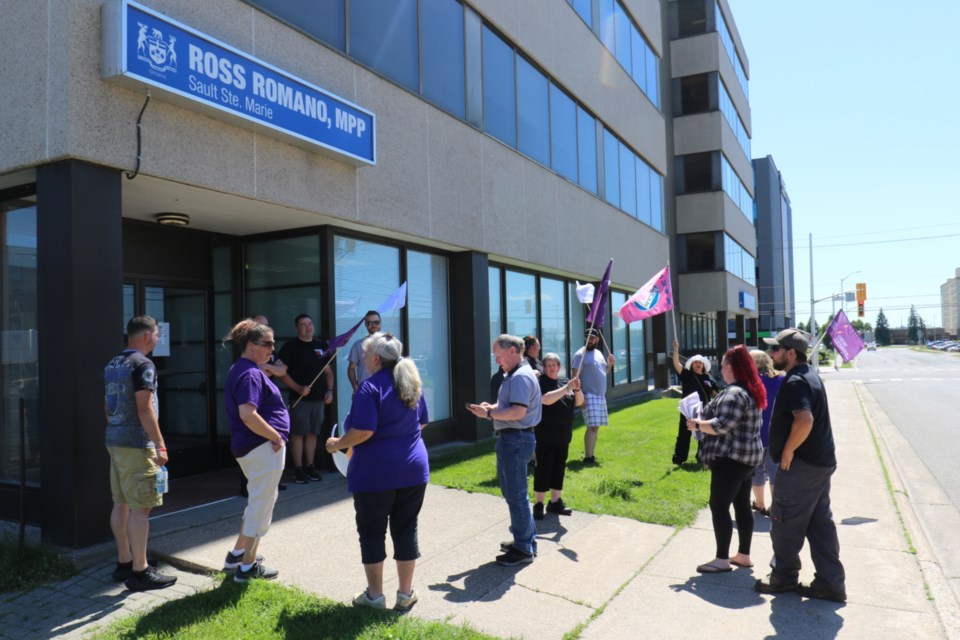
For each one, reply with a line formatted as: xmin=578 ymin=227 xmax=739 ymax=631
xmin=495 ymin=429 xmax=537 ymax=556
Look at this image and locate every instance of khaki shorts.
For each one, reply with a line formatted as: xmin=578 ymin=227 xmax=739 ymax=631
xmin=108 ymin=446 xmax=162 ymax=510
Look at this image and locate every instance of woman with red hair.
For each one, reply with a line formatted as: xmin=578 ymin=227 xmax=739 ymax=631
xmin=686 ymin=344 xmax=765 ymax=574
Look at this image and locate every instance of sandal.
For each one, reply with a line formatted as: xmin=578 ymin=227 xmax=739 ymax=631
xmin=730 ymin=558 xmax=754 ymax=568
xmin=696 ymin=561 xmax=732 ymax=574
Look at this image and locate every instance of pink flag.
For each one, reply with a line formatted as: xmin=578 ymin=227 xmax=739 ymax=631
xmin=619 ymin=265 xmax=674 ymax=323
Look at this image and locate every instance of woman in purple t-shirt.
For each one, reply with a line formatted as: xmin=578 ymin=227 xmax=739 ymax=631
xmin=223 ymin=319 xmax=290 ymax=583
xmin=325 ymin=332 xmax=429 ymax=613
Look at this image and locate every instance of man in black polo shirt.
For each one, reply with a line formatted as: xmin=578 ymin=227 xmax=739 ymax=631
xmin=276 ymin=314 xmax=334 ymax=484
xmin=754 ymin=329 xmax=846 ymax=603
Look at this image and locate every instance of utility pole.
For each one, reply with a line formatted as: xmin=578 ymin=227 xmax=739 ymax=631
xmin=808 ymin=233 xmax=815 ymax=336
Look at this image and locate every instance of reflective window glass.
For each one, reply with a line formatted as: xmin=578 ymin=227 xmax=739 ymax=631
xmin=568 ymin=283 xmax=586 ymax=363
xmin=603 ymin=128 xmax=620 ymax=207
xmin=619 ymin=144 xmax=637 ymax=218
xmin=407 ymin=251 xmax=450 ymax=420
xmin=349 ymin=0 xmax=419 ymax=92
xmin=629 ymin=320 xmax=645 ymax=383
xmin=422 ymin=0 xmax=466 ymax=118
xmin=571 ymin=0 xmax=592 ymax=28
xmin=482 ymin=26 xmax=517 ymax=147
xmin=599 ymin=0 xmax=615 ymax=51
xmin=719 ymin=78 xmax=751 ymax=158
xmin=630 ymin=26 xmax=646 ymax=91
xmin=517 ymin=57 xmax=550 ymax=165
xmin=611 ymin=291 xmax=628 ymax=385
xmin=249 ymin=0 xmax=345 ymax=51
xmin=651 ymin=171 xmax=664 ymax=232
xmin=505 ymin=270 xmax=536 ymax=338
xmin=550 ymin=83 xmax=578 ymax=182
xmin=645 ymin=39 xmax=659 ymax=108
xmin=464 ymin=6 xmax=483 ymax=127
xmin=577 ymin=107 xmax=598 ymax=193
xmin=540 ymin=278 xmax=567 ymax=365
xmin=245 ymin=236 xmax=320 ymax=288
xmin=489 ymin=266 xmax=502 ymax=373
xmin=333 ymin=236 xmax=401 ymax=427
xmin=721 ymin=154 xmax=754 ymax=222
xmin=613 ymin=2 xmax=632 ymax=73
xmin=636 ymin=158 xmax=652 ymax=226
xmin=716 ymin=1 xmax=749 ymax=99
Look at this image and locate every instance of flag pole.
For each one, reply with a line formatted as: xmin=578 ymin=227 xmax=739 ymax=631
xmin=291 ymin=351 xmax=338 ymax=410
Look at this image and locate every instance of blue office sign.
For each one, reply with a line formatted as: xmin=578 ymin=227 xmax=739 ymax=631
xmin=739 ymin=291 xmax=756 ymax=311
xmin=102 ymin=0 xmax=375 ymax=166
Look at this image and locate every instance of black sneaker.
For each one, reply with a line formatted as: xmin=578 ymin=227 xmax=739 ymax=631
xmin=496 ymin=546 xmax=535 ymax=567
xmin=533 ymin=502 xmax=545 ymax=520
xmin=797 ymin=581 xmax=846 ymax=603
xmin=304 ymin=465 xmax=322 ymax=481
xmin=222 ymin=551 xmax=265 ymax=571
xmin=546 ymin=498 xmax=572 ymax=516
xmin=234 ymin=561 xmax=279 ymax=583
xmin=754 ymin=574 xmax=798 ymax=595
xmin=112 ymin=559 xmax=156 ymax=582
xmin=125 ymin=566 xmax=177 ymax=591
xmin=293 ymin=467 xmax=309 ymax=484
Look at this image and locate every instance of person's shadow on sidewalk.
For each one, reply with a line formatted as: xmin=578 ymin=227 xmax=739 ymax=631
xmin=429 ymin=561 xmax=527 ymax=603
xmin=765 ymin=590 xmax=844 ymax=639
xmin=670 ymin=571 xmax=765 ymax=610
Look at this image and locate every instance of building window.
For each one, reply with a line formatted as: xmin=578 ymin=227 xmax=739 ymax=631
xmin=577 ymin=107 xmax=598 ymax=194
xmin=505 ymin=270 xmax=537 ymax=338
xmin=723 ymin=234 xmax=756 ymax=286
xmin=675 ymin=0 xmax=709 ymax=37
xmin=603 ymin=128 xmax=620 ymax=207
xmin=550 ymin=83 xmax=578 ymax=182
xmin=0 ymin=190 xmax=38 ymax=485
xmin=245 ymin=235 xmax=323 ymax=325
xmin=679 ymin=152 xmax=714 ymax=193
xmin=517 ymin=56 xmax=550 ymax=165
xmin=540 ymin=278 xmax=567 ymax=363
xmin=332 ymin=236 xmax=402 ymax=427
xmin=349 ymin=0 xmax=419 ymax=92
xmin=715 ymin=1 xmax=749 ymax=99
xmin=719 ymin=78 xmax=751 ymax=158
xmin=619 ymin=144 xmax=637 ymax=218
xmin=681 ymin=232 xmax=719 ymax=272
xmin=720 ymin=154 xmax=754 ymax=221
xmin=247 ymin=0 xmax=346 ymax=51
xmin=611 ymin=291 xmax=629 ymax=385
xmin=482 ymin=26 xmax=517 ymax=147
xmin=677 ymin=74 xmax=711 ymax=115
xmin=629 ymin=319 xmax=645 ymax=382
xmin=569 ymin=0 xmax=593 ymax=28
xmin=421 ymin=0 xmax=466 ymax=118
xmin=407 ymin=250 xmax=451 ymax=420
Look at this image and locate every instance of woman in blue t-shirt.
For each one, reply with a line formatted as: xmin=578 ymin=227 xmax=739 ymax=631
xmin=223 ymin=319 xmax=290 ymax=583
xmin=325 ymin=332 xmax=429 ymax=613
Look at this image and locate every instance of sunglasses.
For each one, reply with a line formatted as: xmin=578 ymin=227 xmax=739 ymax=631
xmin=768 ymin=345 xmax=783 ymax=353
xmin=254 ymin=340 xmax=275 ymax=347
xmin=365 ymin=320 xmax=381 ymax=326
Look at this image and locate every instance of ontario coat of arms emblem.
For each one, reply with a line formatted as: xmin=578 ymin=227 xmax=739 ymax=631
xmin=136 ymin=22 xmax=178 ymax=73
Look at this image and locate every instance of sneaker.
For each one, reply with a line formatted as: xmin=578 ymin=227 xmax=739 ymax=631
xmin=304 ymin=465 xmax=322 ymax=481
xmin=546 ymin=498 xmax=572 ymax=515
xmin=293 ymin=467 xmax=309 ymax=484
xmin=533 ymin=502 xmax=545 ymax=520
xmin=234 ymin=561 xmax=279 ymax=583
xmin=125 ymin=566 xmax=177 ymax=591
xmin=754 ymin=574 xmax=798 ymax=595
xmin=797 ymin=581 xmax=846 ymax=603
xmin=222 ymin=551 xmax=265 ymax=571
xmin=352 ymin=589 xmax=386 ymax=609
xmin=583 ymin=456 xmax=596 ymax=465
xmin=112 ymin=559 xmax=157 ymax=582
xmin=394 ymin=589 xmax=419 ymax=612
xmin=496 ymin=546 xmax=535 ymax=566
xmin=278 ymin=482 xmax=288 ymax=491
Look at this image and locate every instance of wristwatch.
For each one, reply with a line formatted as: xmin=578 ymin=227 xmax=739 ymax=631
xmin=486 ymin=408 xmax=492 ymax=419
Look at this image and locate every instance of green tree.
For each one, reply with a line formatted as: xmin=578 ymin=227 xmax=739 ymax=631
xmin=797 ymin=321 xmax=807 ymax=333
xmin=919 ymin=316 xmax=927 ymax=343
xmin=907 ymin=305 xmax=920 ymax=344
xmin=875 ymin=309 xmax=891 ymax=346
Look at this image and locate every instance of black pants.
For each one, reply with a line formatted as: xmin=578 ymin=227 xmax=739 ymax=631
xmin=709 ymin=457 xmax=755 ymax=559
xmin=533 ymin=442 xmax=569 ymax=493
xmin=353 ymin=483 xmax=426 ymax=565
xmin=673 ymin=415 xmax=696 ymax=463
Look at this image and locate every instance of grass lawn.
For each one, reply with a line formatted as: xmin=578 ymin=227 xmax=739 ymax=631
xmin=0 ymin=535 xmax=76 ymax=593
xmin=92 ymin=578 xmax=499 ymax=640
xmin=430 ymin=397 xmax=710 ymax=528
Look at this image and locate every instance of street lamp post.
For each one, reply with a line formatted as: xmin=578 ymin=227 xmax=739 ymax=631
xmin=840 ymin=270 xmax=861 ymax=317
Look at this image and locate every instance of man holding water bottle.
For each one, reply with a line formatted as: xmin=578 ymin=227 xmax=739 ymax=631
xmin=104 ymin=315 xmax=177 ymax=591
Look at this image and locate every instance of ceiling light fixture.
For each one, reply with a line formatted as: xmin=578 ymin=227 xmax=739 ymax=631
xmin=154 ymin=212 xmax=190 ymax=226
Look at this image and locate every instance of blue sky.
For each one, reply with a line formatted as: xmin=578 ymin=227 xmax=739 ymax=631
xmin=730 ymin=1 xmax=960 ymax=331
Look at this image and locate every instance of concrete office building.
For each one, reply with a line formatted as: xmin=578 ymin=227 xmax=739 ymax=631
xmin=942 ymin=268 xmax=960 ymax=337
xmin=752 ymin=155 xmax=795 ymax=335
xmin=668 ymin=0 xmax=757 ymax=354
xmin=0 ymin=0 xmax=697 ymax=546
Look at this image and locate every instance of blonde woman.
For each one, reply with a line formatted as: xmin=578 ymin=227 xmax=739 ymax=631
xmin=749 ymin=349 xmax=784 ymax=516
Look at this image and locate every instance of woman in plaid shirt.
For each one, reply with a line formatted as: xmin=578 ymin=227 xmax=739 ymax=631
xmin=687 ymin=344 xmax=766 ymax=574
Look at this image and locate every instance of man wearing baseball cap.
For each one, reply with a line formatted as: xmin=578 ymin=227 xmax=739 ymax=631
xmin=754 ymin=329 xmax=846 ymax=602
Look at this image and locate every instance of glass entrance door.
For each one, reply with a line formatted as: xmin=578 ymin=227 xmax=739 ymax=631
xmin=124 ymin=282 xmax=214 ymax=474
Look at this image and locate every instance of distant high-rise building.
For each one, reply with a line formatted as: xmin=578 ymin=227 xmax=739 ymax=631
xmin=942 ymin=268 xmax=960 ymax=336
xmin=752 ymin=156 xmax=795 ymax=334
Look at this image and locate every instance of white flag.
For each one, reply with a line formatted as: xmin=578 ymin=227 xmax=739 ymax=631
xmin=575 ymin=281 xmax=594 ymax=304
xmin=376 ymin=282 xmax=407 ymax=315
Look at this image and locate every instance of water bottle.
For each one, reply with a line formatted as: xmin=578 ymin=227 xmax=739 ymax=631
xmin=156 ymin=465 xmax=169 ymax=495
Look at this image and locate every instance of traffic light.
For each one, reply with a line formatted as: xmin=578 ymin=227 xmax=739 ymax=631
xmin=858 ymin=302 xmax=865 ymax=318
xmin=856 ymin=282 xmax=867 ymax=304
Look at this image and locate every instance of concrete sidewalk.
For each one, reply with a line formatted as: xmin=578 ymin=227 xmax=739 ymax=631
xmin=2 ymin=377 xmax=957 ymax=639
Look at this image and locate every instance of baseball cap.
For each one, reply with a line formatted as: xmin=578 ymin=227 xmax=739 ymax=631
xmin=585 ymin=328 xmax=603 ymax=338
xmin=763 ymin=328 xmax=809 ymax=352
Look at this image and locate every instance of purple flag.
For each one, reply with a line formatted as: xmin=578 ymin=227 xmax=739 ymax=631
xmin=322 ymin=318 xmax=364 ymax=357
xmin=825 ymin=309 xmax=866 ymax=363
xmin=619 ymin=265 xmax=674 ymax=323
xmin=586 ymin=259 xmax=613 ymax=330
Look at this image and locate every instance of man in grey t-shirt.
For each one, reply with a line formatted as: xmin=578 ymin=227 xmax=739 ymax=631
xmin=347 ymin=310 xmax=381 ymax=393
xmin=571 ymin=328 xmax=615 ymax=464
xmin=468 ymin=334 xmax=541 ymax=566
